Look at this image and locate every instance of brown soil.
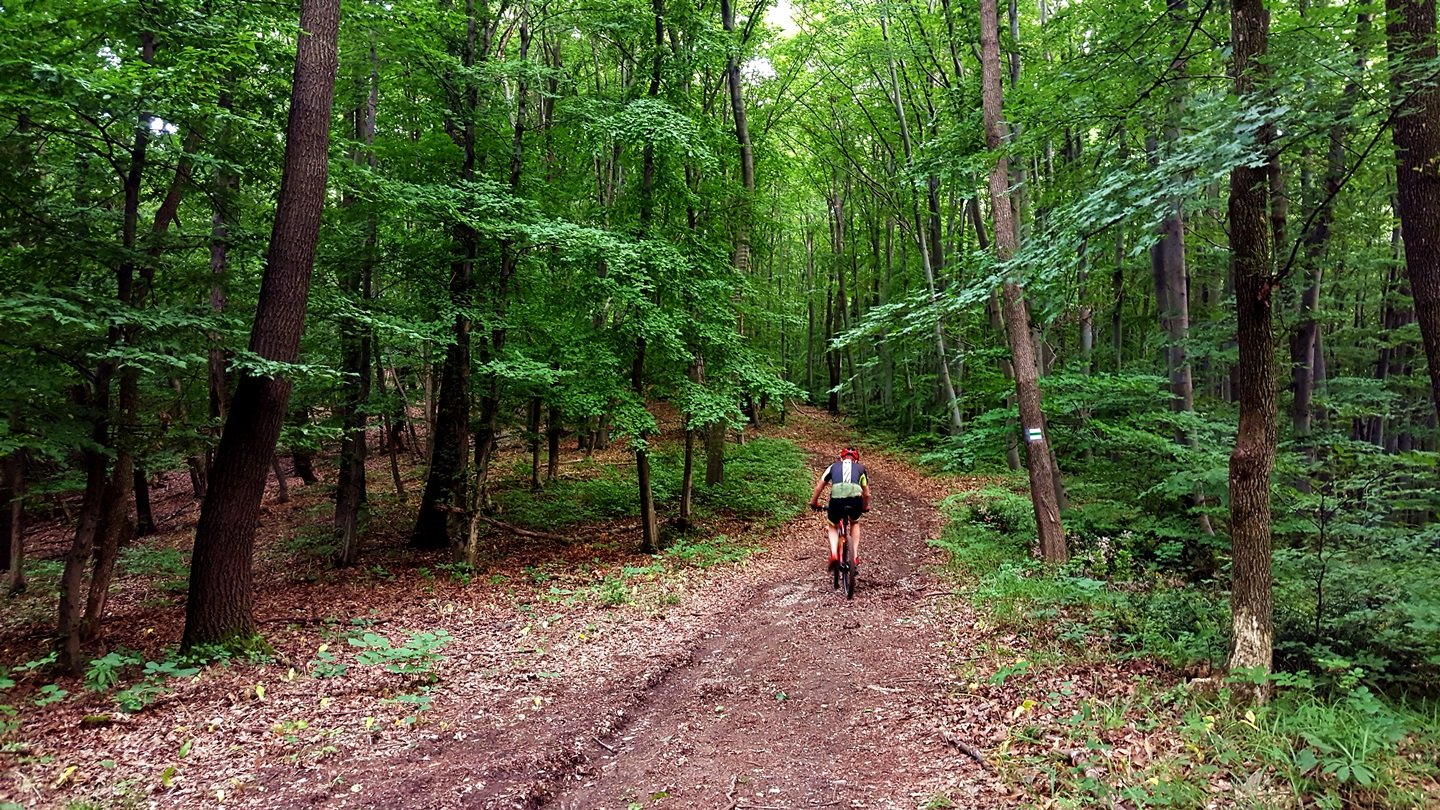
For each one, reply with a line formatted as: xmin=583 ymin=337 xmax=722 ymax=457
xmin=1 ymin=408 xmax=1012 ymax=809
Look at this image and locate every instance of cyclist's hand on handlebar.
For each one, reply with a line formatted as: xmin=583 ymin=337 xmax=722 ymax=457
xmin=809 ymin=501 xmax=824 ymax=512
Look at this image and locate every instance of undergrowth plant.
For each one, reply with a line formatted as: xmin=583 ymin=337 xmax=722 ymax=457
xmin=931 ymin=483 xmax=1440 ymax=807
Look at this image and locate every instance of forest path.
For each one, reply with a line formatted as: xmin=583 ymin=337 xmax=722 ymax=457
xmin=314 ymin=408 xmax=1008 ymax=810
xmin=540 ymin=419 xmax=998 ymax=810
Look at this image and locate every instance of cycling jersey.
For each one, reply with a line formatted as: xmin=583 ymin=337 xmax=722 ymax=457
xmin=823 ymin=459 xmax=868 ymax=499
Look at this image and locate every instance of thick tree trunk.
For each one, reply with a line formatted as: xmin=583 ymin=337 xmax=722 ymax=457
xmin=705 ymin=422 xmax=726 ymax=486
xmin=1387 ymin=0 xmax=1440 ymax=425
xmin=1227 ymin=0 xmax=1277 ymax=692
xmin=182 ymin=0 xmax=340 ymax=651
xmin=980 ymin=0 xmax=1066 ymax=564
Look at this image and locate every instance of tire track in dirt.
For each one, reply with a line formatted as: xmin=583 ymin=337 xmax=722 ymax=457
xmin=538 ymin=432 xmax=1000 ymax=810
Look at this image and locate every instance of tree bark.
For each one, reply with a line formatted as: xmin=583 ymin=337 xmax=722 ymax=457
xmin=1226 ymin=0 xmax=1277 ymax=692
xmin=182 ymin=0 xmax=341 ymax=651
xmin=980 ymin=0 xmax=1066 ymax=564
xmin=1387 ymin=0 xmax=1440 ymax=425
xmin=632 ymin=0 xmax=664 ymax=556
xmin=528 ymin=396 xmax=543 ymax=490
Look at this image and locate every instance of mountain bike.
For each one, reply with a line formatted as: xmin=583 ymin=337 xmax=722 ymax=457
xmin=834 ymin=515 xmax=856 ymax=599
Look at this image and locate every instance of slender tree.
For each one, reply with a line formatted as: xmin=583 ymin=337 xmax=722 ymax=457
xmin=182 ymin=0 xmax=342 ymax=650
xmin=979 ymin=0 xmax=1067 ymax=564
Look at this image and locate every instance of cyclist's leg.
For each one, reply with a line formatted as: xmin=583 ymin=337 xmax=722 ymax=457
xmin=850 ymin=518 xmax=861 ymax=567
xmin=824 ymin=501 xmax=844 ymax=566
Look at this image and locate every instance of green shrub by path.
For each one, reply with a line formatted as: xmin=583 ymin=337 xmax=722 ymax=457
xmin=931 ymin=485 xmax=1440 ymax=807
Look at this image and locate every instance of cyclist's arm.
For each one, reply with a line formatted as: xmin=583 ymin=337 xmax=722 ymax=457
xmin=860 ymin=473 xmax=871 ymax=511
xmin=808 ymin=471 xmax=829 ymax=507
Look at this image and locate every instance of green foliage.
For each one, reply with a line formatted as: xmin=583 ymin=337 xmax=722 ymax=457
xmin=435 ymin=562 xmax=474 ymax=586
xmin=85 ymin=651 xmax=143 ymax=692
xmin=938 ymin=486 xmax=1439 ymax=806
xmin=308 ymin=647 xmax=348 ymax=679
xmin=663 ymin=535 xmax=760 ymax=568
xmin=111 ymin=658 xmax=201 ymax=713
xmin=349 ymin=630 xmax=451 ymax=682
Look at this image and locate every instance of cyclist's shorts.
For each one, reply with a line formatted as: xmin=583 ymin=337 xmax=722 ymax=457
xmin=827 ymin=497 xmax=865 ymax=525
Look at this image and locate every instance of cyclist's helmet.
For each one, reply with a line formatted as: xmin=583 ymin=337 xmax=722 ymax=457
xmin=839 ymin=446 xmax=860 ymax=461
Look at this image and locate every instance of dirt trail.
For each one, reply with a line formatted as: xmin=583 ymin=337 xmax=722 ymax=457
xmin=544 ymin=437 xmax=991 ymax=810
xmin=331 ymin=415 xmax=1007 ymax=810
xmin=2 ymin=411 xmax=1010 ymax=809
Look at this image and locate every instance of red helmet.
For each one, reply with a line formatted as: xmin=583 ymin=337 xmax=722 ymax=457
xmin=839 ymin=446 xmax=859 ymax=461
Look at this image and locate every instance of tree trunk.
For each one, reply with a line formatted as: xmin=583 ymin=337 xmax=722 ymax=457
xmin=705 ymin=422 xmax=726 ymax=486
xmin=980 ymin=0 xmax=1067 ymax=564
xmin=879 ymin=8 xmax=963 ymax=432
xmin=133 ymin=467 xmax=156 ymax=536
xmin=59 ymin=446 xmax=107 ymax=671
xmin=546 ymin=405 xmax=562 ymax=482
xmin=1226 ymin=0 xmax=1277 ymax=692
xmin=292 ymin=444 xmax=319 ymax=485
xmin=335 ymin=56 xmax=378 ymax=568
xmin=1387 ymin=0 xmax=1440 ymax=425
xmin=632 ymin=0 xmax=664 ymax=556
xmin=207 ymin=84 xmax=237 ymax=487
xmin=679 ymin=426 xmax=695 ymax=532
xmin=182 ymin=0 xmax=340 ymax=651
xmin=372 ymin=336 xmax=406 ymax=496
xmin=413 ymin=0 xmax=482 ymax=551
xmin=60 ymin=24 xmax=152 ymax=667
xmin=528 ymin=396 xmax=543 ymax=491
xmin=3 ymin=452 xmax=24 ymax=594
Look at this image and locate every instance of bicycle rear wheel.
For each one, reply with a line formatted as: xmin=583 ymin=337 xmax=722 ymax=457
xmin=842 ymin=537 xmax=855 ymax=600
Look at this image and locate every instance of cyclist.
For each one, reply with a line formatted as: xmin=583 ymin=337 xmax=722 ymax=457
xmin=808 ymin=446 xmax=870 ymax=575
